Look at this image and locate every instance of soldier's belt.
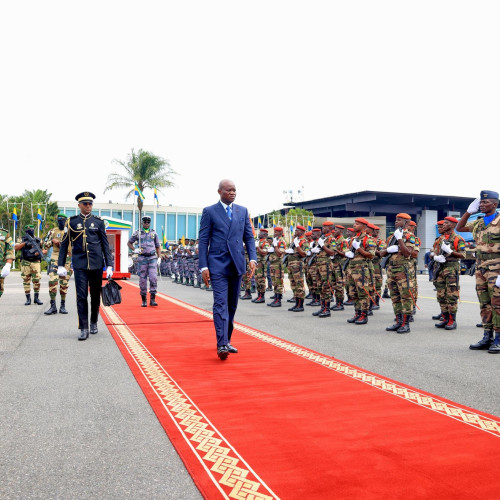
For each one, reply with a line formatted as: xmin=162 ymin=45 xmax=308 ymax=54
xmin=476 ymin=251 xmax=500 ymax=262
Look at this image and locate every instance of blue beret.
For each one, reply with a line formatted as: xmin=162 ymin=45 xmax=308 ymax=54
xmin=480 ymin=190 xmax=499 ymax=200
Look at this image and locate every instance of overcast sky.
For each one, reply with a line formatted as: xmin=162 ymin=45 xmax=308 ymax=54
xmin=1 ymin=1 xmax=498 ymax=216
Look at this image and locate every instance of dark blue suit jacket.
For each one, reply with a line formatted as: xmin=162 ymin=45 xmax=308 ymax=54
xmin=198 ymin=202 xmax=257 ymax=276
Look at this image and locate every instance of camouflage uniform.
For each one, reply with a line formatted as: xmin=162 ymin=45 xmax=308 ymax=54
xmin=255 ymin=237 xmax=270 ymax=295
xmin=465 ymin=213 xmax=500 ymax=340
xmin=43 ymin=226 xmax=73 ymax=301
xmin=305 ymin=233 xmax=321 ymax=305
xmin=433 ymin=232 xmax=465 ymax=317
xmin=287 ymin=236 xmax=309 ymax=300
xmin=269 ymin=235 xmax=286 ymax=295
xmin=316 ymin=233 xmax=336 ymax=302
xmin=331 ymin=234 xmax=349 ymax=306
xmin=409 ymin=235 xmax=421 ymax=303
xmin=17 ymin=234 xmax=43 ymax=294
xmin=0 ymin=230 xmax=14 ymax=298
xmin=128 ymin=228 xmax=160 ymax=298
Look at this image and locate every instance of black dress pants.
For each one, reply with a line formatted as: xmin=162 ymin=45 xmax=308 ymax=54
xmin=74 ymin=268 xmax=103 ymax=329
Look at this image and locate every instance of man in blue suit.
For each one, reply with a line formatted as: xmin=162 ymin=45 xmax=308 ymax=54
xmin=199 ymin=179 xmax=257 ymax=360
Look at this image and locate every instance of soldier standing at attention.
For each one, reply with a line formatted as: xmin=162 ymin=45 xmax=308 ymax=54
xmin=330 ymin=225 xmax=348 ymax=311
xmin=0 ymin=227 xmax=14 ymax=298
xmin=15 ymin=224 xmax=44 ymax=305
xmin=252 ymin=228 xmax=270 ymax=303
xmin=267 ymin=226 xmax=287 ymax=307
xmin=284 ymin=225 xmax=309 ymax=312
xmin=240 ymin=243 xmax=253 ymax=300
xmin=57 ymin=192 xmax=113 ymax=341
xmin=379 ymin=213 xmax=415 ymax=334
xmin=344 ymin=227 xmax=356 ymax=306
xmin=407 ymin=221 xmax=421 ymax=317
xmin=306 ymin=229 xmax=321 ymax=307
xmin=128 ymin=215 xmax=162 ymax=307
xmin=457 ymin=190 xmax=500 ymax=353
xmin=366 ymin=223 xmax=386 ymax=310
xmin=43 ymin=214 xmax=73 ymax=315
xmin=344 ymin=218 xmax=376 ymax=325
xmin=430 ymin=221 xmax=446 ymax=321
xmin=432 ymin=216 xmax=466 ymax=330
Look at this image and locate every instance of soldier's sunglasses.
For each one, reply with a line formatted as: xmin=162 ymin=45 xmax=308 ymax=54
xmin=81 ymin=201 xmax=93 ymax=206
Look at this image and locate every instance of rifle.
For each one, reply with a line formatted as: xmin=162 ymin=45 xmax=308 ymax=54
xmin=381 ymin=220 xmax=410 ymax=269
xmin=282 ymin=240 xmax=296 ymax=267
xmin=433 ymin=240 xmax=451 ymax=280
xmin=307 ymin=241 xmax=319 ymax=266
xmin=24 ymin=232 xmax=50 ymax=264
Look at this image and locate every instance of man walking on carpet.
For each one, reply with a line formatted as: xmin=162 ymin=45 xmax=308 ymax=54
xmin=198 ymin=179 xmax=257 ymax=360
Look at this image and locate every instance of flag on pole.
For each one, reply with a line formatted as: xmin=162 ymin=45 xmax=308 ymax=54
xmin=12 ymin=206 xmax=18 ymax=229
xmin=273 ymin=217 xmax=276 ymax=228
xmin=181 ymin=235 xmax=185 ymax=246
xmin=37 ymin=208 xmax=43 ymax=230
xmin=307 ymin=219 xmax=312 ymax=231
xmin=258 ymin=216 xmax=262 ymax=229
xmin=154 ymin=188 xmax=159 ymax=207
xmin=134 ymin=183 xmax=145 ymax=201
xmin=162 ymin=230 xmax=168 ymax=249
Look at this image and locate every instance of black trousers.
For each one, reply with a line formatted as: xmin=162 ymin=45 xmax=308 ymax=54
xmin=74 ymin=269 xmax=102 ymax=329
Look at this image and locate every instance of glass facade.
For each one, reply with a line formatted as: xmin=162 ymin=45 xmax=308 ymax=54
xmin=112 ymin=210 xmax=123 ymax=219
xmin=187 ymin=214 xmax=197 ymax=239
xmin=65 ymin=208 xmax=76 ymax=217
xmin=167 ymin=213 xmax=176 ymax=241
xmin=100 ymin=209 xmax=111 ymax=217
xmin=177 ymin=214 xmax=186 ymax=240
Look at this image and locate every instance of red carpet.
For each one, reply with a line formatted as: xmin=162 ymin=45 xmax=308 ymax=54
xmin=102 ymin=281 xmax=500 ymax=500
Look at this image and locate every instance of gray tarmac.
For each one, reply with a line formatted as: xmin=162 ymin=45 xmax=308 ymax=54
xmin=1 ymin=271 xmax=499 ymax=499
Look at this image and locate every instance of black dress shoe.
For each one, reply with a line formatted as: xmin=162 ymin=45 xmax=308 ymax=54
xmin=217 ymin=346 xmax=229 ymax=360
xmin=227 ymin=344 xmax=238 ymax=353
xmin=90 ymin=323 xmax=98 ymax=334
xmin=79 ymin=329 xmax=89 ymax=341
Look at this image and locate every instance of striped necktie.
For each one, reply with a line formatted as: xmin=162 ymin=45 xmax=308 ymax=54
xmin=226 ymin=205 xmax=232 ymax=221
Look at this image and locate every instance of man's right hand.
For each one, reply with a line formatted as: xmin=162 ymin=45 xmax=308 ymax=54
xmin=133 ymin=248 xmax=141 ymax=254
xmin=1 ymin=263 xmax=11 ymax=278
xmin=467 ymin=198 xmax=481 ymax=214
xmin=202 ymin=269 xmax=210 ymax=287
xmin=57 ymin=266 xmax=68 ymax=277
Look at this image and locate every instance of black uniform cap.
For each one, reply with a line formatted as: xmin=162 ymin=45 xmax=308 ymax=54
xmin=75 ymin=192 xmax=96 ymax=202
xmin=480 ymin=190 xmax=499 ymax=201
xmin=142 ymin=216 xmax=152 ymax=222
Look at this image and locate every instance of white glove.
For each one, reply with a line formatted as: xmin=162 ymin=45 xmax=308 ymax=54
xmin=57 ymin=266 xmax=67 ymax=277
xmin=495 ymin=275 xmax=500 ymax=287
xmin=157 ymin=257 xmax=162 ymax=266
xmin=306 ymin=250 xmax=311 ymax=256
xmin=255 ymin=240 xmax=259 ymax=247
xmin=441 ymin=242 xmax=452 ymax=254
xmin=267 ymin=247 xmax=275 ymax=253
xmin=272 ymin=238 xmax=278 ymax=246
xmin=430 ymin=252 xmax=434 ymax=257
xmin=1 ymin=262 xmax=11 ymax=278
xmin=285 ymin=248 xmax=294 ymax=254
xmin=311 ymin=247 xmax=321 ymax=254
xmin=106 ymin=266 xmax=113 ymax=279
xmin=393 ymin=228 xmax=404 ymax=240
xmin=345 ymin=251 xmax=355 ymax=259
xmin=434 ymin=255 xmax=446 ymax=263
xmin=351 ymin=240 xmax=360 ymax=250
xmin=467 ymin=198 xmax=481 ymax=214
xmin=317 ymin=238 xmax=324 ymax=248
xmin=133 ymin=248 xmax=141 ymax=254
xmin=387 ymin=245 xmax=399 ymax=254
xmin=293 ymin=237 xmax=300 ymax=247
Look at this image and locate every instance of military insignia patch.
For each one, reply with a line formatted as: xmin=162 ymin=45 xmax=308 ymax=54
xmin=77 ymin=223 xmax=83 ymax=229
xmin=84 ymin=192 xmax=89 ymax=197
xmin=91 ymin=223 xmax=95 ymax=227
xmin=56 ymin=233 xmax=61 ymax=238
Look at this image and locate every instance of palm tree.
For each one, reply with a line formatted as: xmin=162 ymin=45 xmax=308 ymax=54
xmin=104 ymin=149 xmax=176 ymax=220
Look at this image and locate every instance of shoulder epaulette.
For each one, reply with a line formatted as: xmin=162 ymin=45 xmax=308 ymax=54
xmin=69 ymin=215 xmax=78 ymax=219
xmin=93 ymin=215 xmax=102 ymax=220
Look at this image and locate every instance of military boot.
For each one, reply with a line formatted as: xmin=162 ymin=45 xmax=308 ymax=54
xmin=319 ymin=301 xmax=331 ymax=318
xmin=397 ymin=314 xmax=411 ymax=334
xmin=367 ymin=304 xmax=373 ymax=316
xmin=266 ymin=285 xmax=273 ymax=292
xmin=78 ymin=329 xmax=89 ymax=341
xmin=251 ymin=284 xmax=256 ymax=293
xmin=305 ymin=292 xmax=312 ymax=299
xmin=330 ymin=301 xmax=344 ymax=311
xmin=24 ymin=294 xmax=31 ymax=305
xmin=310 ymin=294 xmax=321 ymax=307
xmin=432 ymin=312 xmax=444 ymax=320
xmin=445 ymin=312 xmax=457 ymax=330
xmin=292 ymin=298 xmax=304 ymax=312
xmin=470 ymin=331 xmax=494 ymax=350
xmin=312 ymin=300 xmax=324 ymax=316
xmin=268 ymin=293 xmax=282 ymax=307
xmin=150 ymin=294 xmax=158 ymax=306
xmin=386 ymin=313 xmax=403 ymax=331
xmin=240 ymin=289 xmax=252 ymax=300
xmin=355 ymin=311 xmax=368 ymax=325
xmin=487 ymin=332 xmax=500 ymax=354
xmin=141 ymin=295 xmax=148 ymax=307
xmin=382 ymin=287 xmax=390 ymax=299
xmin=189 ymin=278 xmax=194 ymax=286
xmin=347 ymin=310 xmax=361 ymax=323
xmin=344 ymin=298 xmax=355 ymax=306
xmin=59 ymin=299 xmax=68 ymax=314
xmin=435 ymin=312 xmax=449 ymax=329
xmin=253 ymin=292 xmax=265 ymax=304
xmin=371 ymin=295 xmax=380 ymax=310
xmin=288 ymin=298 xmax=298 ymax=311
xmin=193 ymin=281 xmax=201 ymax=288
xmin=251 ymin=292 xmax=261 ymax=303
xmin=34 ymin=293 xmax=43 ymax=305
xmin=287 ymin=296 xmax=296 ymax=303
xmin=44 ymin=300 xmax=58 ymax=315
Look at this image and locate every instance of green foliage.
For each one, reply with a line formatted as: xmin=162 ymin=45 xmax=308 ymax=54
xmin=266 ymin=208 xmax=315 ymax=230
xmin=105 ymin=148 xmax=176 ymax=219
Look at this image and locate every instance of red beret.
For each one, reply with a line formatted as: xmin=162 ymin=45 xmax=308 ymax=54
xmin=355 ymin=218 xmax=369 ymax=225
xmin=409 ymin=221 xmax=417 ymax=226
xmin=444 ymin=216 xmax=458 ymax=223
xmin=323 ymin=221 xmax=334 ymax=226
xmin=366 ymin=222 xmax=376 ymax=229
xmin=347 ymin=228 xmax=355 ymax=232
xmin=373 ymin=225 xmax=380 ymax=230
xmin=296 ymin=225 xmax=306 ymax=231
xmin=396 ymin=213 xmax=412 ymax=220
xmin=274 ymin=226 xmax=283 ymax=231
xmin=260 ymin=228 xmax=268 ymax=233
xmin=305 ymin=231 xmax=312 ymax=236
xmin=312 ymin=228 xmax=321 ymax=232
xmin=437 ymin=220 xmax=445 ymax=225
xmin=335 ymin=224 xmax=345 ymax=229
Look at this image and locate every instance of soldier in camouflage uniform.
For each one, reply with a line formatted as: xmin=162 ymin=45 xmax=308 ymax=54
xmin=252 ymin=229 xmax=270 ymax=303
xmin=380 ymin=213 xmax=416 ymax=333
xmin=0 ymin=227 xmax=15 ymax=298
xmin=43 ymin=214 xmax=73 ymax=315
xmin=240 ymin=244 xmax=253 ymax=299
xmin=330 ymin=225 xmax=348 ymax=311
xmin=267 ymin=226 xmax=287 ymax=307
xmin=305 ymin=229 xmax=321 ymax=307
xmin=430 ymin=216 xmax=466 ymax=330
xmin=408 ymin=221 xmax=421 ymax=316
xmin=15 ymin=224 xmax=44 ymax=305
xmin=457 ymin=190 xmax=500 ymax=353
xmin=343 ymin=228 xmax=357 ymax=306
xmin=367 ymin=223 xmax=386 ymax=311
xmin=284 ymin=225 xmax=309 ymax=312
xmin=344 ymin=218 xmax=376 ymax=325
xmin=311 ymin=221 xmax=337 ymax=318
xmin=128 ymin=215 xmax=161 ymax=307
